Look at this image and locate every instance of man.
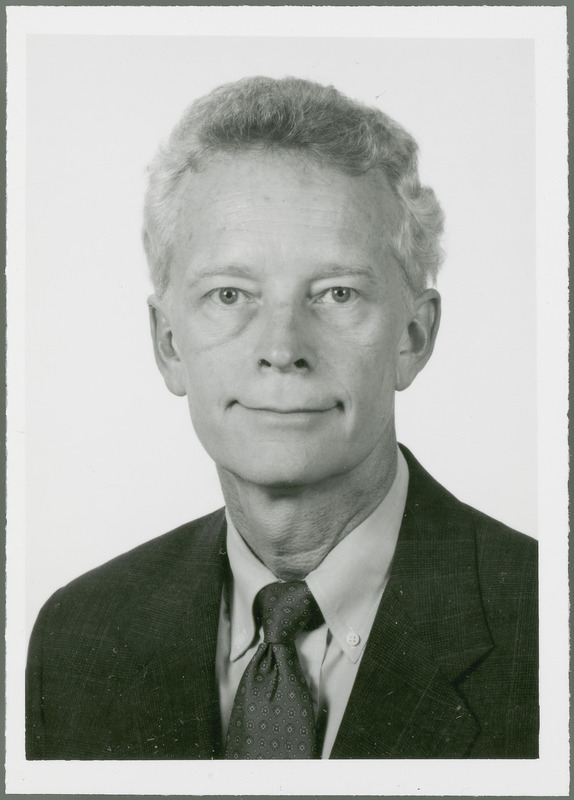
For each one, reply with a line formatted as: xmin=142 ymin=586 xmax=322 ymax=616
xmin=26 ymin=76 xmax=538 ymax=760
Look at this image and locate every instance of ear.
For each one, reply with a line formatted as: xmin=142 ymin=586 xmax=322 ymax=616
xmin=148 ymin=295 xmax=187 ymax=397
xmin=395 ymin=289 xmax=441 ymax=392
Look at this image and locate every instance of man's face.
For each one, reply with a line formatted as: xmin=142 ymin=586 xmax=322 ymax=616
xmin=152 ymin=150 xmax=434 ymax=488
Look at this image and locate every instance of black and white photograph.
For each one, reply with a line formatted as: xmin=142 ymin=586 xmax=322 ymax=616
xmin=6 ymin=5 xmax=568 ymax=796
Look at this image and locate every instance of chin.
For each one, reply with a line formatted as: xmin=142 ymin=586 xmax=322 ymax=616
xmin=217 ymin=445 xmax=357 ymax=490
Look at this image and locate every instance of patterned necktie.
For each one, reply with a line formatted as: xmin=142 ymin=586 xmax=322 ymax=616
xmin=224 ymin=581 xmax=324 ymax=759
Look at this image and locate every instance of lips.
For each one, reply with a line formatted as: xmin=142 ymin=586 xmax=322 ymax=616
xmin=230 ymin=401 xmax=342 ymax=414
xmin=245 ymin=406 xmax=332 ymax=414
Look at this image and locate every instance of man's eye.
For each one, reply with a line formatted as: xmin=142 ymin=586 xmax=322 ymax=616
xmin=318 ymin=287 xmax=357 ymax=304
xmin=210 ymin=287 xmax=248 ymax=306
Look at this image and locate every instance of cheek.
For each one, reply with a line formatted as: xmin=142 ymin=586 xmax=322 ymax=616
xmin=184 ymin=353 xmax=225 ymax=402
xmin=179 ymin=340 xmax=242 ymax=428
xmin=341 ymin=320 xmax=400 ymax=377
xmin=342 ymin=344 xmax=400 ymax=418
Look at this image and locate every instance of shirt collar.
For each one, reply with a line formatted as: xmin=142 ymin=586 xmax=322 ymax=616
xmin=225 ymin=448 xmax=409 ymax=664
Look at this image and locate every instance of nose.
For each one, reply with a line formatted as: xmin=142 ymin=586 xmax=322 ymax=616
xmin=256 ymin=302 xmax=314 ymax=372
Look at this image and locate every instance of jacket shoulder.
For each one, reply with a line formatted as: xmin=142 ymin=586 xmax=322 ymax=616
xmin=26 ymin=508 xmax=227 ymax=760
xmin=468 ymin=504 xmax=538 ymax=623
xmin=404 ymin=443 xmax=537 ymax=596
xmin=30 ymin=508 xmax=226 ymax=651
xmin=49 ymin=508 xmax=224 ymax=599
xmin=400 ymin=443 xmax=537 ymax=554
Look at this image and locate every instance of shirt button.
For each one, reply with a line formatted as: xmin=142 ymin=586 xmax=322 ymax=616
xmin=346 ymin=629 xmax=360 ymax=647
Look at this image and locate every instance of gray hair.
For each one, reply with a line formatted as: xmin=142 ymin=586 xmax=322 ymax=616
xmin=143 ymin=76 xmax=444 ymax=298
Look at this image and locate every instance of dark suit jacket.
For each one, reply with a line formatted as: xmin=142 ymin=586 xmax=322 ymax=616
xmin=26 ymin=447 xmax=538 ymax=759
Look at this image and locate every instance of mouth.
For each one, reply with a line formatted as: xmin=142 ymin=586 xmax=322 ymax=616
xmin=228 ymin=401 xmax=343 ymax=425
xmin=231 ymin=401 xmax=343 ymax=415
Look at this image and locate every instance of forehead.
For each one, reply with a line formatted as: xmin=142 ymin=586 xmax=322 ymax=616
xmin=173 ymin=149 xmax=402 ymax=266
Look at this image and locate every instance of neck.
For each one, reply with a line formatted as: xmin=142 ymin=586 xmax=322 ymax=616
xmin=218 ymin=439 xmax=399 ymax=580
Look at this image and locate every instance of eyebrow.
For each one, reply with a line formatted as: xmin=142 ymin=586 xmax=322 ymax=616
xmin=184 ymin=264 xmax=255 ymax=289
xmin=184 ymin=262 xmax=378 ymax=288
xmin=309 ymin=263 xmax=378 ymax=281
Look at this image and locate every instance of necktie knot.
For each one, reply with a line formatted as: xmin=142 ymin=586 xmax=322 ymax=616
xmin=256 ymin=581 xmax=323 ymax=644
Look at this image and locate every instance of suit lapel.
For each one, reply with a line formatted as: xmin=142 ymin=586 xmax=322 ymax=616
xmin=117 ymin=511 xmax=228 ymax=759
xmin=331 ymin=588 xmax=481 ymax=758
xmin=331 ymin=448 xmax=493 ymax=759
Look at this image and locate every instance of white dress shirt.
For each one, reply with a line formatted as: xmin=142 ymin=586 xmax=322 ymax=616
xmin=215 ymin=448 xmax=409 ymax=758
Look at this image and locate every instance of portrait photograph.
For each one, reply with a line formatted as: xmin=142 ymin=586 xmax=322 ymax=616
xmin=5 ymin=5 xmax=568 ymax=797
